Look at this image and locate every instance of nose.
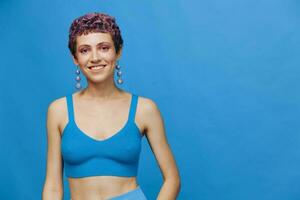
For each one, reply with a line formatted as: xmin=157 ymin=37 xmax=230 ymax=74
xmin=91 ymin=49 xmax=101 ymax=63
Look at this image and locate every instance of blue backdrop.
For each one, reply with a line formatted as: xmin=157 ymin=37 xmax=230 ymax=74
xmin=0 ymin=0 xmax=299 ymax=199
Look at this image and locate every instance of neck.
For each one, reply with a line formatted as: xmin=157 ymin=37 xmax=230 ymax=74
xmin=80 ymin=79 xmax=123 ymax=101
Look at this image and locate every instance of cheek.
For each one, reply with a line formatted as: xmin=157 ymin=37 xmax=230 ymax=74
xmin=104 ymin=53 xmax=117 ymax=62
xmin=77 ymin=55 xmax=90 ymax=65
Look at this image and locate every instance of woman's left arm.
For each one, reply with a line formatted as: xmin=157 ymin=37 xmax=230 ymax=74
xmin=141 ymin=98 xmax=181 ymax=200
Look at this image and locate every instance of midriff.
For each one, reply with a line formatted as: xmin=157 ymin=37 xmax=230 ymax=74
xmin=68 ymin=176 xmax=138 ymax=200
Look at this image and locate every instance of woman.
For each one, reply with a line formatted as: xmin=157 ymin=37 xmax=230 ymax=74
xmin=42 ymin=12 xmax=181 ymax=200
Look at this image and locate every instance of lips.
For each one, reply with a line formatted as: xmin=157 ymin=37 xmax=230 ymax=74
xmin=87 ymin=65 xmax=106 ymax=71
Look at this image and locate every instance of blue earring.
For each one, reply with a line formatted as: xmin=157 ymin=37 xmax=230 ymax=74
xmin=75 ymin=66 xmax=82 ymax=90
xmin=116 ymin=61 xmax=123 ymax=84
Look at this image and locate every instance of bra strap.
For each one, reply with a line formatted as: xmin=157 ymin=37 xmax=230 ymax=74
xmin=66 ymin=94 xmax=74 ymax=122
xmin=128 ymin=93 xmax=138 ymax=122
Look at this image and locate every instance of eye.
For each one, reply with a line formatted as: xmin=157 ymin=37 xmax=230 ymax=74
xmin=101 ymin=46 xmax=110 ymax=51
xmin=80 ymin=48 xmax=89 ymax=54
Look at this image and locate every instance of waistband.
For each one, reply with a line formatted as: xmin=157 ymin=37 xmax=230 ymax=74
xmin=70 ymin=185 xmax=147 ymax=200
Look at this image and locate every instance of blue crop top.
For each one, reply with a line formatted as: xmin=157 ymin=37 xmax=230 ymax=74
xmin=61 ymin=93 xmax=143 ymax=178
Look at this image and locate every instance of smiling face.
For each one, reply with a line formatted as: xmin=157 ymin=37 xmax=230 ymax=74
xmin=72 ymin=32 xmax=122 ymax=84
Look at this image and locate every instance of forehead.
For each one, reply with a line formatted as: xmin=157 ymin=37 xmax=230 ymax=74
xmin=76 ymin=32 xmax=113 ymax=46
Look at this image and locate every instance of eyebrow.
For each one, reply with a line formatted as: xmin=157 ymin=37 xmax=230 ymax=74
xmin=78 ymin=42 xmax=111 ymax=48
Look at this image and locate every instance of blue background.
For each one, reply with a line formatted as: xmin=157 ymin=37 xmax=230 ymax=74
xmin=0 ymin=0 xmax=299 ymax=199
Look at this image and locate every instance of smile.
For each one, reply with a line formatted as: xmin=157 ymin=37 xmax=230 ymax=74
xmin=87 ymin=65 xmax=106 ymax=71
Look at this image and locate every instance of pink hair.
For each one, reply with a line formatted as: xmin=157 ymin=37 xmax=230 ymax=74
xmin=68 ymin=12 xmax=123 ymax=59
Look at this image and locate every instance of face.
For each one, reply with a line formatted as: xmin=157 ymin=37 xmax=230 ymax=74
xmin=72 ymin=32 xmax=122 ymax=83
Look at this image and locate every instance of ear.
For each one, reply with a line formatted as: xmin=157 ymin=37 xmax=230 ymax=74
xmin=116 ymin=48 xmax=122 ymax=60
xmin=72 ymin=55 xmax=79 ymax=66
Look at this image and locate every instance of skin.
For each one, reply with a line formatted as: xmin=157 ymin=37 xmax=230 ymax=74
xmin=42 ymin=32 xmax=181 ymax=200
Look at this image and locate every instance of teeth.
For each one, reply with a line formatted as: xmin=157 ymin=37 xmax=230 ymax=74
xmin=90 ymin=65 xmax=105 ymax=70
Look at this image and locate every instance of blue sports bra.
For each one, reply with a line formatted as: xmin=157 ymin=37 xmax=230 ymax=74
xmin=61 ymin=93 xmax=143 ymax=178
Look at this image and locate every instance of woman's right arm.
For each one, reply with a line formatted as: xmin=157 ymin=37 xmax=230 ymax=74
xmin=42 ymin=99 xmax=64 ymax=200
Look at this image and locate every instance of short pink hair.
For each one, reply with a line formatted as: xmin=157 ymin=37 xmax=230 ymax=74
xmin=68 ymin=12 xmax=123 ymax=59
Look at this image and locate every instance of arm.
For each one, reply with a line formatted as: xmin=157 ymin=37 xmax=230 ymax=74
xmin=42 ymin=100 xmax=64 ymax=200
xmin=141 ymin=98 xmax=181 ymax=200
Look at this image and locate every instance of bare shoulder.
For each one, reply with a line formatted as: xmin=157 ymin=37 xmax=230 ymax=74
xmin=136 ymin=95 xmax=163 ymax=135
xmin=137 ymin=96 xmax=160 ymax=115
xmin=47 ymin=96 xmax=68 ymax=135
xmin=47 ymin=96 xmax=66 ymax=118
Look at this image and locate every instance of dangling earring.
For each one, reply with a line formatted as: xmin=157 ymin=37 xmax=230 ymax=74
xmin=116 ymin=61 xmax=123 ymax=84
xmin=75 ymin=66 xmax=82 ymax=90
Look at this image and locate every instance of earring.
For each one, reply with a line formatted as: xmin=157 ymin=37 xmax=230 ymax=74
xmin=116 ymin=61 xmax=123 ymax=84
xmin=75 ymin=66 xmax=82 ymax=90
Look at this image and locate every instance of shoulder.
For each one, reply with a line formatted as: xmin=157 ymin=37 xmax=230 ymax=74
xmin=137 ymin=95 xmax=160 ymax=114
xmin=135 ymin=95 xmax=164 ymax=135
xmin=47 ymin=96 xmax=67 ymax=115
xmin=136 ymin=95 xmax=162 ymax=123
xmin=47 ymin=96 xmax=68 ymax=130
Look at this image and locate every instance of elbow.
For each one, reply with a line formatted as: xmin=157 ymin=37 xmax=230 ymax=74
xmin=165 ymin=171 xmax=181 ymax=184
xmin=165 ymin=176 xmax=181 ymax=187
xmin=174 ymin=178 xmax=181 ymax=190
xmin=42 ymin=190 xmax=63 ymax=200
xmin=42 ymin=178 xmax=64 ymax=199
xmin=42 ymin=187 xmax=63 ymax=200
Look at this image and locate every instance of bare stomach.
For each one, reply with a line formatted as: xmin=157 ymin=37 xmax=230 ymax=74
xmin=68 ymin=176 xmax=138 ymax=200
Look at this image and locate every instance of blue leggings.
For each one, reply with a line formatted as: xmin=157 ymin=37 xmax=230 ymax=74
xmin=109 ymin=186 xmax=147 ymax=200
